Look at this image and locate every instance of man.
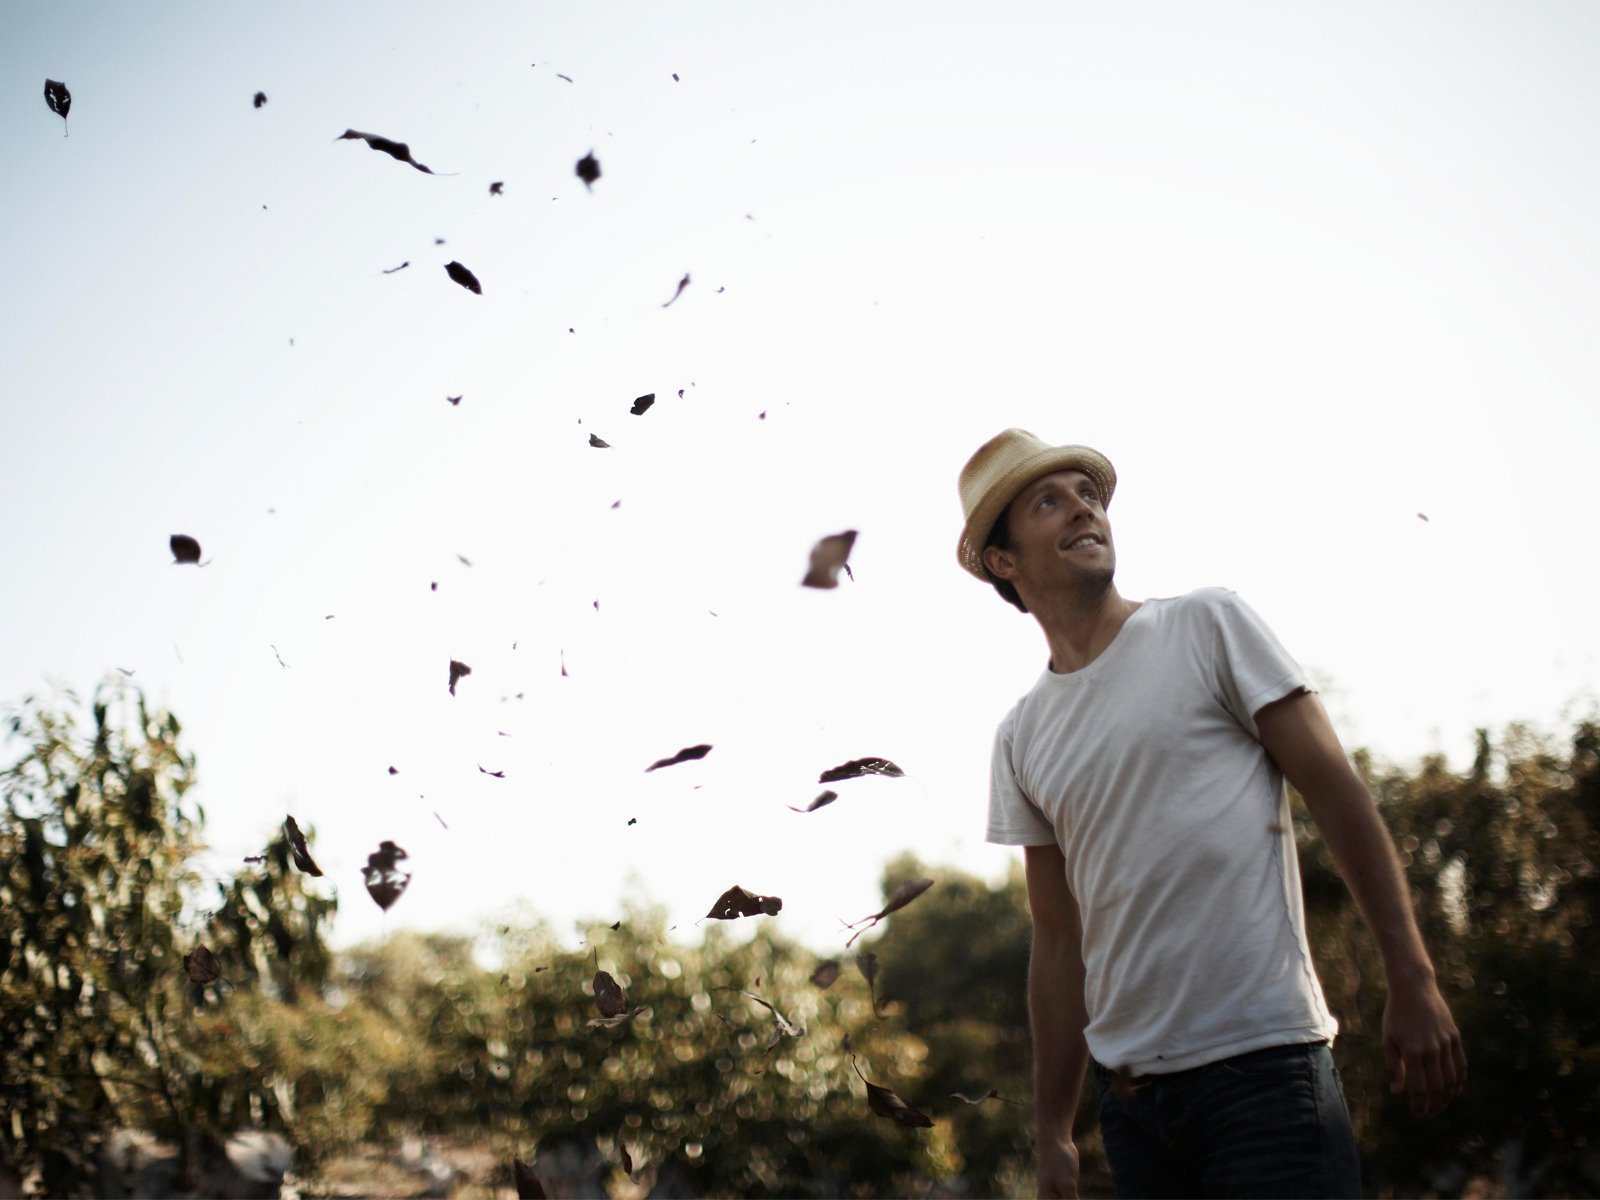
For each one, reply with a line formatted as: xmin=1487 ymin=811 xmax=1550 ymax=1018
xmin=957 ymin=429 xmax=1466 ymax=1199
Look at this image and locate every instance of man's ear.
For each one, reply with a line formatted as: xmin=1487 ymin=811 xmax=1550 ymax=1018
xmin=982 ymin=544 xmax=1016 ymax=581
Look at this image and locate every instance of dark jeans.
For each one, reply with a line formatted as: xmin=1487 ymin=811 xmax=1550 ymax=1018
xmin=1093 ymin=1041 xmax=1361 ymax=1199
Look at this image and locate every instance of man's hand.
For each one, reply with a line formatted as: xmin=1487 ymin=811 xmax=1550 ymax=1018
xmin=1384 ymin=979 xmax=1467 ymax=1116
xmin=1036 ymin=1135 xmax=1080 ymax=1199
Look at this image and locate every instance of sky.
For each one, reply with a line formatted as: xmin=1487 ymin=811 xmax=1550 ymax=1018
xmin=4 ymin=1 xmax=1599 ymax=952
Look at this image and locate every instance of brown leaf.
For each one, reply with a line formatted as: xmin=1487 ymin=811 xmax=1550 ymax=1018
xmin=445 ymin=261 xmax=482 ymax=294
xmin=448 ymin=659 xmax=471 ymax=695
xmin=788 ymin=789 xmax=838 ymax=813
xmin=859 ymin=952 xmax=880 ymax=1014
xmin=950 ymin=1088 xmax=1008 ymax=1105
xmin=810 ymin=960 xmax=841 ymax=989
xmin=253 ymin=91 xmax=267 ymax=108
xmin=170 ymin=534 xmax=202 ymax=564
xmin=845 ymin=879 xmax=935 ymax=947
xmin=338 ymin=129 xmax=441 ymax=174
xmin=620 ymin=1143 xmax=633 ymax=1175
xmin=489 ymin=181 xmax=504 ymax=195
xmin=382 ymin=261 xmax=410 ymax=274
xmin=478 ymin=766 xmax=505 ymax=778
xmin=593 ymin=970 xmax=628 ymax=1018
xmin=183 ymin=943 xmax=224 ymax=984
xmin=589 ymin=433 xmax=611 ymax=448
xmin=630 ymin=393 xmax=655 ymax=415
xmin=818 ymin=757 xmax=904 ymax=784
xmin=284 ymin=815 xmax=323 ymax=876
xmin=512 ymin=1158 xmax=547 ymax=1199
xmin=587 ymin=1005 xmax=651 ymax=1029
xmin=803 ymin=528 xmax=858 ymax=588
xmin=576 ymin=151 xmax=600 ymax=188
xmin=44 ymin=79 xmax=70 ymax=134
xmin=446 ymin=394 xmax=462 ymax=406
xmin=363 ymin=840 xmax=411 ymax=911
xmin=705 ymin=884 xmax=782 ymax=920
xmin=662 ymin=273 xmax=691 ymax=308
xmin=852 ymin=1058 xmax=932 ymax=1128
xmin=644 ymin=744 xmax=712 ymax=772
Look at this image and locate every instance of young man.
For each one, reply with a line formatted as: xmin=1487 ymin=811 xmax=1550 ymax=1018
xmin=957 ymin=429 xmax=1466 ymax=1199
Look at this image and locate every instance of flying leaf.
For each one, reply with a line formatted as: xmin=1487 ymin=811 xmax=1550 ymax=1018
xmin=818 ymin=757 xmax=904 ymax=784
xmin=810 ymin=960 xmax=841 ymax=989
xmin=489 ymin=181 xmax=504 ymax=195
xmin=593 ymin=970 xmax=628 ymax=1019
xmin=478 ymin=766 xmax=505 ymax=779
xmin=788 ymin=790 xmax=838 ymax=813
xmin=859 ymin=952 xmax=880 ymax=1014
xmin=644 ymin=744 xmax=711 ymax=772
xmin=445 ymin=261 xmax=482 ymax=294
xmin=512 ymin=1158 xmax=547 ymax=1199
xmin=802 ymin=530 xmax=857 ymax=588
xmin=253 ymin=91 xmax=267 ymax=108
xmin=661 ymin=273 xmax=691 ymax=308
xmin=589 ymin=433 xmax=611 ymax=448
xmin=630 ymin=393 xmax=655 ymax=415
xmin=706 ymin=884 xmax=782 ymax=920
xmin=448 ymin=659 xmax=471 ymax=695
xmin=576 ymin=152 xmax=600 ymax=189
xmin=44 ymin=80 xmax=70 ymax=135
xmin=587 ymin=1005 xmax=650 ymax=1029
xmin=951 ymin=1089 xmax=1011 ymax=1105
xmin=620 ymin=1143 xmax=634 ymax=1175
xmin=284 ymin=815 xmax=323 ymax=876
xmin=736 ymin=989 xmax=803 ymax=1037
xmin=337 ymin=129 xmax=442 ymax=174
xmin=363 ymin=840 xmax=411 ymax=911
xmin=851 ymin=1058 xmax=933 ymax=1129
xmin=446 ymin=395 xmax=461 ymax=406
xmin=170 ymin=534 xmax=202 ymax=564
xmin=382 ymin=261 xmax=409 ymax=274
xmin=845 ymin=879 xmax=935 ymax=947
xmin=183 ymin=943 xmax=224 ymax=984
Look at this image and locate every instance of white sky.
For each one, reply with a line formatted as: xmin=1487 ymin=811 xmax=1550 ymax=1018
xmin=4 ymin=1 xmax=1598 ymax=951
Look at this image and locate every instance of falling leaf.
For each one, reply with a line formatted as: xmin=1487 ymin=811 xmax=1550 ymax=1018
xmin=434 ymin=811 xmax=449 ymax=829
xmin=253 ymin=91 xmax=267 ymax=108
xmin=851 ymin=1058 xmax=933 ymax=1129
xmin=448 ymin=659 xmax=471 ymax=695
xmin=788 ymin=790 xmax=838 ymax=813
xmin=182 ymin=943 xmax=225 ymax=985
xmin=810 ymin=960 xmax=841 ymax=989
xmin=734 ymin=988 xmax=803 ymax=1037
xmin=446 ymin=395 xmax=461 ymax=406
xmin=170 ymin=534 xmax=202 ymax=564
xmin=950 ymin=1089 xmax=1011 ymax=1105
xmin=588 ymin=1008 xmax=650 ymax=1029
xmin=243 ymin=854 xmax=266 ymax=864
xmin=1417 ymin=513 xmax=1430 ymax=523
xmin=706 ymin=884 xmax=782 ymax=920
xmin=576 ymin=151 xmax=600 ymax=188
xmin=589 ymin=433 xmax=611 ymax=448
xmin=284 ymin=815 xmax=323 ymax=876
xmin=802 ymin=530 xmax=857 ymax=588
xmin=478 ymin=766 xmax=506 ymax=778
xmin=457 ymin=553 xmax=473 ymax=566
xmin=645 ymin=744 xmax=712 ymax=772
xmin=859 ymin=952 xmax=880 ymax=1014
xmin=627 ymin=817 xmax=637 ymax=826
xmin=630 ymin=393 xmax=655 ymax=415
xmin=661 ymin=273 xmax=691 ymax=308
xmin=388 ymin=766 xmax=398 ymax=775
xmin=818 ymin=757 xmax=904 ymax=784
xmin=271 ymin=645 xmax=288 ymax=669
xmin=672 ymin=72 xmax=680 ymax=81
xmin=593 ymin=970 xmax=628 ymax=1018
xmin=845 ymin=879 xmax=935 ymax=947
xmin=489 ymin=181 xmax=504 ymax=195
xmin=556 ymin=73 xmax=574 ymax=82
xmin=382 ymin=261 xmax=410 ymax=274
xmin=363 ymin=840 xmax=411 ymax=911
xmin=116 ymin=667 xmax=136 ymax=676
xmin=512 ymin=1158 xmax=547 ymax=1199
xmin=445 ymin=261 xmax=482 ymax=294
xmin=620 ymin=1143 xmax=634 ymax=1175
xmin=44 ymin=80 xmax=70 ymax=135
xmin=337 ymin=129 xmax=442 ymax=174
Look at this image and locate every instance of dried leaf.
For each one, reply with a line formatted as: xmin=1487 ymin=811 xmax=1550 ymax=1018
xmin=738 ymin=989 xmax=803 ymax=1037
xmin=243 ymin=854 xmax=266 ymax=864
xmin=183 ymin=943 xmax=224 ymax=984
xmin=845 ymin=879 xmax=935 ymax=947
xmin=859 ymin=952 xmax=880 ymax=1014
xmin=338 ymin=129 xmax=441 ymax=174
xmin=170 ymin=534 xmax=202 ymax=564
xmin=661 ymin=273 xmax=691 ymax=308
xmin=380 ymin=262 xmax=409 ymax=276
xmin=587 ymin=1005 xmax=651 ymax=1029
xmin=284 ymin=815 xmax=323 ymax=876
xmin=446 ymin=395 xmax=461 ymax=406
xmin=788 ymin=790 xmax=838 ymax=813
xmin=512 ymin=1158 xmax=547 ymax=1199
xmin=448 ymin=659 xmax=471 ymax=695
xmin=363 ymin=840 xmax=411 ymax=911
xmin=818 ymin=757 xmax=904 ymax=784
xmin=630 ymin=393 xmax=655 ymax=416
xmin=620 ymin=1143 xmax=634 ymax=1175
xmin=445 ymin=261 xmax=482 ymax=294
xmin=851 ymin=1058 xmax=933 ymax=1128
xmin=706 ymin=884 xmax=782 ymax=920
xmin=593 ymin=970 xmax=628 ymax=1019
xmin=388 ymin=766 xmax=398 ymax=775
xmin=576 ymin=151 xmax=600 ymax=188
xmin=489 ymin=181 xmax=504 ymax=195
xmin=589 ymin=433 xmax=611 ymax=448
xmin=253 ymin=91 xmax=267 ymax=108
xmin=810 ymin=960 xmax=841 ymax=989
xmin=1417 ymin=512 xmax=1430 ymax=523
xmin=44 ymin=80 xmax=70 ymax=134
xmin=801 ymin=530 xmax=857 ymax=588
xmin=478 ymin=766 xmax=505 ymax=778
xmin=950 ymin=1089 xmax=1003 ymax=1105
xmin=644 ymin=744 xmax=711 ymax=772
xmin=556 ymin=73 xmax=574 ymax=83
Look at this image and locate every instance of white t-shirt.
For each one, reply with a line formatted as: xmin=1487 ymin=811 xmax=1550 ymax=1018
xmin=987 ymin=587 xmax=1338 ymax=1075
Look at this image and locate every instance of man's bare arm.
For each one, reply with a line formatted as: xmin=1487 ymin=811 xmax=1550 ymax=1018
xmin=1025 ymin=842 xmax=1090 ymax=1198
xmin=1255 ymin=688 xmax=1467 ymax=1116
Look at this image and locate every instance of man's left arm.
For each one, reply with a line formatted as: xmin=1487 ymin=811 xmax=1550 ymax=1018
xmin=1255 ymin=687 xmax=1467 ymax=1117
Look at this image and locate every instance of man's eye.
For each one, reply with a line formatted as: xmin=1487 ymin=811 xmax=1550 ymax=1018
xmin=1081 ymin=491 xmax=1100 ymax=506
xmin=1037 ymin=496 xmax=1055 ymax=509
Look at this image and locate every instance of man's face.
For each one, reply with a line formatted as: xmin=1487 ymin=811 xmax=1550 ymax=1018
xmin=983 ymin=469 xmax=1115 ymax=602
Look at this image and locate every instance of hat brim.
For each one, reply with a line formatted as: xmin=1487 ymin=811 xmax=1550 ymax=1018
xmin=958 ymin=447 xmax=1116 ymax=580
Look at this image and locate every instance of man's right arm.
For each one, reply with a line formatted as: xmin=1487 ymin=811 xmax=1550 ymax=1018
xmin=1026 ymin=841 xmax=1090 ymax=1200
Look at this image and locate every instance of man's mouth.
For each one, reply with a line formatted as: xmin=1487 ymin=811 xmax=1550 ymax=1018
xmin=1063 ymin=534 xmax=1103 ymax=552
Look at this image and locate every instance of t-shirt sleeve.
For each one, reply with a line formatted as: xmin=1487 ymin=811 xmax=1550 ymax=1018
xmin=985 ymin=721 xmax=1057 ymax=846
xmin=1208 ymin=589 xmax=1312 ymax=738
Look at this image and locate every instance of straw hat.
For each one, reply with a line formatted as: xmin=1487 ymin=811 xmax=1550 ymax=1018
xmin=957 ymin=429 xmax=1117 ymax=580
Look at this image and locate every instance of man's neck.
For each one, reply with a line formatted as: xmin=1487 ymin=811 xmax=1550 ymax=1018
xmin=1034 ymin=586 xmax=1142 ymax=674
